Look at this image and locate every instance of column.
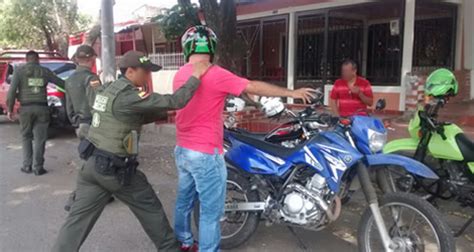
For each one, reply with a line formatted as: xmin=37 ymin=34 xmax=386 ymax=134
xmin=399 ymin=0 xmax=416 ymax=111
xmin=464 ymin=0 xmax=474 ymax=98
xmin=100 ymin=0 xmax=116 ymax=83
xmin=287 ymin=11 xmax=296 ymax=104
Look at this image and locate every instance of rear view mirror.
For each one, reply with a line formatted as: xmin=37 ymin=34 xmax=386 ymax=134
xmin=375 ymin=98 xmax=386 ymax=111
xmin=311 ymin=88 xmax=324 ymax=105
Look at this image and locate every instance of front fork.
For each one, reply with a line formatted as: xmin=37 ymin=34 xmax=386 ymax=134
xmin=357 ymin=162 xmax=394 ymax=252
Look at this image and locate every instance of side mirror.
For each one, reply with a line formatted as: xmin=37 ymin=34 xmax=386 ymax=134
xmin=375 ymin=98 xmax=386 ymax=111
xmin=260 ymin=96 xmax=285 ymax=118
xmin=311 ymin=88 xmax=324 ymax=105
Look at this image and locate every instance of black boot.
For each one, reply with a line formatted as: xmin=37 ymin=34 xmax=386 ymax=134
xmin=21 ymin=166 xmax=32 ymax=174
xmin=34 ymin=167 xmax=48 ymax=176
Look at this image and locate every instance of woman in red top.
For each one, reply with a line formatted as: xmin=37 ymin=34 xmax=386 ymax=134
xmin=329 ymin=59 xmax=374 ymax=117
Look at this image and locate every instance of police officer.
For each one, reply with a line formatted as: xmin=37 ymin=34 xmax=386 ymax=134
xmin=52 ymin=50 xmax=210 ymax=251
xmin=64 ymin=45 xmax=114 ymax=212
xmin=65 ymin=45 xmax=101 ymax=138
xmin=6 ymin=50 xmax=65 ymax=176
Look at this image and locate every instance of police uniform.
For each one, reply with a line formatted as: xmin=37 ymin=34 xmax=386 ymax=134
xmin=6 ymin=60 xmax=65 ymax=175
xmin=64 ymin=45 xmax=103 ymax=212
xmin=52 ymin=51 xmax=201 ymax=251
xmin=65 ymin=45 xmax=101 ymax=139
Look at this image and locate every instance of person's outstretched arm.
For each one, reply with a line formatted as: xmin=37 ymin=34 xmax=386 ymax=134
xmin=244 ymin=81 xmax=316 ymax=104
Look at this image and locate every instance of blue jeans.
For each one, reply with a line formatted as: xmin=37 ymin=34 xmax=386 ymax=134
xmin=174 ymin=146 xmax=227 ymax=252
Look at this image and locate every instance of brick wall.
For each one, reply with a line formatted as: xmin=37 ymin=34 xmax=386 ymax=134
xmin=163 ymin=103 xmax=401 ymax=132
xmin=407 ymin=69 xmax=472 ymax=109
xmin=166 ymin=108 xmax=278 ymax=133
xmin=452 ymin=70 xmax=471 ymax=102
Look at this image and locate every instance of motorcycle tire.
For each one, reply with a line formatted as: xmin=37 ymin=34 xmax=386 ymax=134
xmin=193 ymin=168 xmax=261 ymax=249
xmin=357 ymin=193 xmax=455 ymax=252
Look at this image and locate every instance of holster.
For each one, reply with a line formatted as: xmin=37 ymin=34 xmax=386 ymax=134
xmin=116 ymin=157 xmax=139 ymax=186
xmin=93 ymin=149 xmax=139 ymax=186
xmin=78 ymin=139 xmax=96 ymax=160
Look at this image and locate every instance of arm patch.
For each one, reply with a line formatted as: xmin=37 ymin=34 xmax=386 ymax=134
xmin=89 ymin=79 xmax=101 ymax=88
xmin=138 ymin=91 xmax=150 ymax=99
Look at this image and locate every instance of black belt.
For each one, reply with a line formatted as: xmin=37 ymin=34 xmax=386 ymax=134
xmin=91 ymin=147 xmax=138 ymax=186
xmin=92 ymin=148 xmax=128 ymax=168
xmin=79 ymin=117 xmax=92 ymax=124
xmin=21 ymin=102 xmax=48 ymax=107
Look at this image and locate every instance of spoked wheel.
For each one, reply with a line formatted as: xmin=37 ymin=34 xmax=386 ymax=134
xmin=358 ymin=193 xmax=455 ymax=252
xmin=194 ymin=169 xmax=260 ymax=249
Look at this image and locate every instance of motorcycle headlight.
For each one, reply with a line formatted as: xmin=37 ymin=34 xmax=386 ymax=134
xmin=47 ymin=96 xmax=62 ymax=107
xmin=368 ymin=128 xmax=387 ymax=153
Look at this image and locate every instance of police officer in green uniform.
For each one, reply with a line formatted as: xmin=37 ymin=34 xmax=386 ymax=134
xmin=65 ymin=45 xmax=101 ymax=138
xmin=52 ymin=50 xmax=210 ymax=251
xmin=64 ymin=45 xmax=114 ymax=212
xmin=7 ymin=50 xmax=65 ymax=176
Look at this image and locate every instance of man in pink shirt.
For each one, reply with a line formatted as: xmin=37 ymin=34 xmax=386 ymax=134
xmin=173 ymin=26 xmax=316 ymax=252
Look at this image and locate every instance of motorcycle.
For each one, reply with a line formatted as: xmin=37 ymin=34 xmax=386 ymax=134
xmin=195 ymin=97 xmax=455 ymax=251
xmin=380 ymin=97 xmax=474 ymax=236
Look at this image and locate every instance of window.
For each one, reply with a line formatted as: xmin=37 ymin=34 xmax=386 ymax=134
xmin=367 ymin=23 xmax=401 ymax=85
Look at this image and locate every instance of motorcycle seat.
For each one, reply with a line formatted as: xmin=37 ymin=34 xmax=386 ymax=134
xmin=229 ymin=130 xmax=303 ymax=158
xmin=455 ymin=133 xmax=474 ymax=162
xmin=231 ymin=129 xmax=267 ymax=140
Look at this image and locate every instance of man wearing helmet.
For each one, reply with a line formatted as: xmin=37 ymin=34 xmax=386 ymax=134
xmin=173 ymin=25 xmax=317 ymax=252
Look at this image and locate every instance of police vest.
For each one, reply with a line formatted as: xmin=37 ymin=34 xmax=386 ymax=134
xmin=87 ymin=79 xmax=141 ymax=156
xmin=18 ymin=63 xmax=49 ymax=104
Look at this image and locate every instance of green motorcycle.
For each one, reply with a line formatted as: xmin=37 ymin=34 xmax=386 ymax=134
xmin=379 ymin=69 xmax=474 ymax=236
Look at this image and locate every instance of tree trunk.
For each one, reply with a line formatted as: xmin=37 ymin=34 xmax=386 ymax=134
xmin=41 ymin=23 xmax=56 ymax=52
xmin=85 ymin=23 xmax=101 ymax=45
xmin=178 ymin=0 xmax=200 ymax=25
xmin=216 ymin=0 xmax=240 ymax=73
xmin=199 ymin=0 xmax=241 ymax=73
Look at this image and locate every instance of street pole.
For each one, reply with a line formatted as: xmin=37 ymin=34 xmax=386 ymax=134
xmin=101 ymin=0 xmax=116 ymax=83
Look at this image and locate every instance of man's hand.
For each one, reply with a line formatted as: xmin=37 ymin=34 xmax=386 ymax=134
xmin=192 ymin=61 xmax=212 ymax=79
xmin=7 ymin=112 xmax=15 ymax=121
xmin=291 ymin=88 xmax=318 ymax=104
xmin=349 ymin=85 xmax=360 ymax=95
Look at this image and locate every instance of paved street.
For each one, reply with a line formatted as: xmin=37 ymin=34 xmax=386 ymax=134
xmin=1 ymin=117 xmax=473 ymax=252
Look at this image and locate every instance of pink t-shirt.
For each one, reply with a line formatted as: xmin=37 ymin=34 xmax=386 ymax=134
xmin=173 ymin=63 xmax=249 ymax=154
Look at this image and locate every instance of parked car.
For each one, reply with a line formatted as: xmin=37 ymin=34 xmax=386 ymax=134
xmin=0 ymin=50 xmax=76 ymax=128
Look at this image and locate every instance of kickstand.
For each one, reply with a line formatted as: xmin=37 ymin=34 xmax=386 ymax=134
xmin=287 ymin=226 xmax=308 ymax=251
xmin=454 ymin=216 xmax=474 ymax=237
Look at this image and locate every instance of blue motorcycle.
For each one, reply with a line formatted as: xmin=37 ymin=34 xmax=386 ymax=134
xmin=194 ymin=98 xmax=455 ymax=251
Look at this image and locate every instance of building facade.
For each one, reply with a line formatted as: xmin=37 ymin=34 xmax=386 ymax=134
xmin=235 ymin=0 xmax=474 ymax=111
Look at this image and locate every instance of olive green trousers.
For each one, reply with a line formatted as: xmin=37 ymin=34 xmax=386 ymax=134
xmin=52 ymin=156 xmax=180 ymax=252
xmin=18 ymin=105 xmax=50 ymax=170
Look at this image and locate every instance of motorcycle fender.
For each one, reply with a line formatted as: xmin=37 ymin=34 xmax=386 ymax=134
xmin=366 ymin=154 xmax=439 ymax=179
xmin=383 ymin=138 xmax=419 ymax=154
xmin=468 ymin=162 xmax=474 ymax=174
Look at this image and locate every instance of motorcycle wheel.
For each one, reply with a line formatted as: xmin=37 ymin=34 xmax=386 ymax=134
xmin=193 ymin=168 xmax=261 ymax=249
xmin=358 ymin=193 xmax=455 ymax=252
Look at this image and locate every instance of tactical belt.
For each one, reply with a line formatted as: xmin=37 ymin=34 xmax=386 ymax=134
xmin=79 ymin=117 xmax=92 ymax=125
xmin=21 ymin=102 xmax=48 ymax=107
xmin=92 ymin=148 xmax=128 ymax=168
xmin=93 ymin=149 xmax=138 ymax=186
xmin=78 ymin=139 xmax=138 ymax=186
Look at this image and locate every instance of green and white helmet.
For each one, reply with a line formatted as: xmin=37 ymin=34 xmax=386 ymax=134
xmin=425 ymin=68 xmax=458 ymax=97
xmin=181 ymin=25 xmax=218 ymax=62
